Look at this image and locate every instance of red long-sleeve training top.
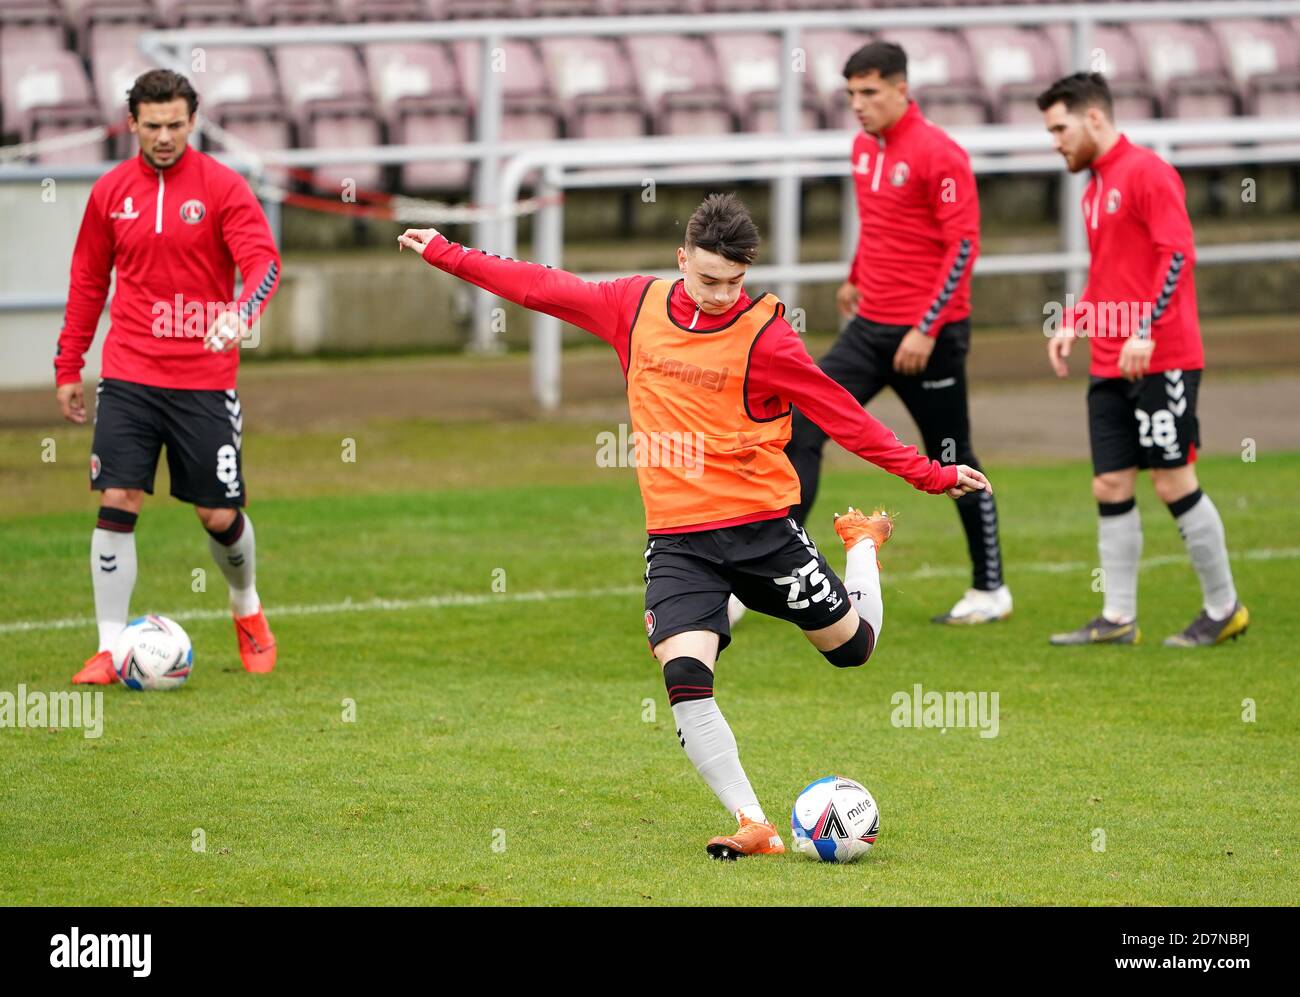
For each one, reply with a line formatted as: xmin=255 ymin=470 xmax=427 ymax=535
xmin=56 ymin=147 xmax=281 ymax=390
xmin=849 ymin=101 xmax=980 ymax=334
xmin=1062 ymin=135 xmax=1204 ymax=377
xmin=420 ymin=235 xmax=958 ymax=533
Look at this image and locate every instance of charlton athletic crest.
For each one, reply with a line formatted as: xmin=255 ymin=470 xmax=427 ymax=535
xmin=644 ymin=610 xmax=656 ymax=637
xmin=180 ymin=199 xmax=206 ymax=224
xmin=1106 ymin=189 xmax=1122 ymax=213
xmin=89 ymin=453 xmax=101 ymax=481
xmin=891 ymin=162 xmax=910 ymax=186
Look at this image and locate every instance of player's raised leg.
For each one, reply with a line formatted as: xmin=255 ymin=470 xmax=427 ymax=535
xmin=73 ymin=487 xmax=144 ymax=684
xmin=1153 ymin=467 xmax=1248 ymax=646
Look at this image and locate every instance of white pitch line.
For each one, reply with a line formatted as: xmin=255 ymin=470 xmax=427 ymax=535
xmin=2 ymin=547 xmax=1297 ymax=637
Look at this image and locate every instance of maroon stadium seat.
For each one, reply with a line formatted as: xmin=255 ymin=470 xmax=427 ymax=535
xmin=518 ymin=0 xmax=616 ymax=15
xmin=362 ymin=41 xmax=469 ymax=188
xmin=1129 ymin=21 xmax=1239 ymax=119
xmin=963 ymin=25 xmax=1061 ymax=124
xmin=614 ymin=1 xmax=699 ymax=17
xmin=89 ymin=34 xmax=149 ymax=154
xmin=153 ymin=0 xmax=247 ymax=27
xmin=785 ymin=0 xmax=853 ymax=10
xmin=1 ymin=48 xmax=102 ymax=159
xmin=706 ymin=33 xmax=822 ymax=133
xmin=537 ymin=36 xmax=646 ymax=140
xmin=59 ymin=0 xmax=154 ymax=36
xmin=442 ymin=0 xmax=514 ymax=18
xmin=878 ymin=28 xmax=989 ymax=127
xmin=1044 ymin=22 xmax=1159 ymax=121
xmin=803 ymin=30 xmax=874 ymax=130
xmin=1210 ymin=18 xmax=1300 ymax=118
xmin=0 ymin=20 xmax=65 ymax=55
xmin=274 ymin=44 xmax=382 ymax=189
xmin=625 ymin=34 xmax=734 ymax=136
xmin=698 ymin=0 xmax=779 ymax=12
xmin=197 ymin=47 xmax=292 ymax=159
xmin=335 ymin=0 xmax=424 ymax=22
xmin=452 ymin=38 xmax=560 ymax=142
xmin=244 ymin=0 xmax=334 ymax=26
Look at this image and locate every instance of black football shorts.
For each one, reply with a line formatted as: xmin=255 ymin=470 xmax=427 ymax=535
xmin=89 ymin=378 xmax=246 ymax=507
xmin=1087 ymin=368 xmax=1202 ymax=475
xmin=642 ymin=515 xmax=854 ymax=656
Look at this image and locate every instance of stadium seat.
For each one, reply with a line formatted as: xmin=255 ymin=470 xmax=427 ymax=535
xmin=1129 ymin=21 xmax=1239 ymax=119
xmin=1210 ymin=18 xmax=1300 ymax=118
xmin=452 ymin=38 xmax=560 ymax=143
xmin=784 ymin=0 xmax=853 ymax=10
xmin=336 ymin=0 xmax=424 ymax=22
xmin=803 ymin=29 xmax=873 ymax=130
xmin=274 ymin=44 xmax=382 ymax=190
xmin=1044 ymin=22 xmax=1159 ymax=122
xmin=0 ymin=48 xmax=103 ymax=160
xmin=536 ymin=36 xmax=647 ymax=140
xmin=0 ymin=20 xmax=65 ymax=57
xmin=878 ymin=28 xmax=989 ymax=127
xmin=362 ymin=41 xmax=470 ymax=189
xmin=89 ymin=33 xmax=150 ymax=153
xmin=963 ymin=25 xmax=1061 ymax=124
xmin=613 ymin=1 xmax=698 ymax=18
xmin=153 ymin=0 xmax=248 ymax=27
xmin=518 ymin=0 xmax=615 ymax=15
xmin=697 ymin=0 xmax=779 ymax=12
xmin=196 ymin=47 xmax=292 ymax=160
xmin=244 ymin=0 xmax=335 ymax=26
xmin=706 ymin=32 xmax=821 ymax=134
xmin=625 ymin=34 xmax=734 ymax=136
xmin=442 ymin=0 xmax=514 ymax=18
xmin=59 ymin=0 xmax=154 ymax=37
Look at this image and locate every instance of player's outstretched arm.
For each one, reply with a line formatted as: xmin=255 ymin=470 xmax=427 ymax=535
xmin=399 ymin=227 xmax=641 ymax=348
xmin=755 ymin=319 xmax=989 ymax=497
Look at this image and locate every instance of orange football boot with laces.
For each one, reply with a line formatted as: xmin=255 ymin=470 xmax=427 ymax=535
xmin=234 ymin=607 xmax=277 ymax=673
xmin=833 ymin=507 xmax=894 ymax=553
xmin=72 ymin=649 xmax=118 ymax=685
xmin=706 ymin=814 xmax=786 ymax=860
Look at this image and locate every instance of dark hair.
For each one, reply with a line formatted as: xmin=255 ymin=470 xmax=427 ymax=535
xmin=128 ymin=69 xmax=199 ymax=118
xmin=685 ymin=192 xmax=759 ymax=265
xmin=1036 ymin=72 xmax=1113 ymax=118
xmin=843 ymin=41 xmax=907 ymax=81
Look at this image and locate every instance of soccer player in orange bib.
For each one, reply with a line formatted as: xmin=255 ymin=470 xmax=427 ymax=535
xmin=399 ymin=194 xmax=990 ymax=859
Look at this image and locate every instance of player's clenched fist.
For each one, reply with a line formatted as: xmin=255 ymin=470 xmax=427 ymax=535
xmin=947 ymin=464 xmax=991 ymax=499
xmin=57 ymin=382 xmax=87 ymax=424
xmin=397 ymin=228 xmax=441 ymax=253
xmin=204 ymin=309 xmax=248 ymax=353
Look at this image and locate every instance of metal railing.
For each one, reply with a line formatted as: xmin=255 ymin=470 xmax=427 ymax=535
xmin=3 ymin=3 xmax=1298 ymax=400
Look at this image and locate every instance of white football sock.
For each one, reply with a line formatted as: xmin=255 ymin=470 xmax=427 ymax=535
xmin=92 ymin=523 xmax=137 ymax=652
xmin=843 ymin=538 xmax=882 ymax=641
xmin=1172 ymin=491 xmax=1238 ymax=620
xmin=207 ymin=511 xmax=260 ymax=617
xmin=672 ymin=697 xmax=764 ymax=822
xmin=1098 ymin=504 xmax=1142 ymax=624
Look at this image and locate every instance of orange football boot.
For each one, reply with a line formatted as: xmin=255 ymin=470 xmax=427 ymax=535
xmin=72 ymin=649 xmax=118 ymax=685
xmin=706 ymin=814 xmax=786 ymax=861
xmin=833 ymin=506 xmax=894 ymax=553
xmin=234 ymin=607 xmax=277 ymax=673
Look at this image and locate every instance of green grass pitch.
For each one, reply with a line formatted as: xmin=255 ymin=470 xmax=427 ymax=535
xmin=1 ymin=425 xmax=1296 ymax=905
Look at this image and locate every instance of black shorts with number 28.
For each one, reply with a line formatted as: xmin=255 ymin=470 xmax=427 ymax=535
xmin=642 ymin=515 xmax=854 ymax=656
xmin=1087 ymin=368 xmax=1202 ymax=475
xmin=89 ymin=378 xmax=246 ymax=507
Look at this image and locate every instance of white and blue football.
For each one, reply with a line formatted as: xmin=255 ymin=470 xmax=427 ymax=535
xmin=112 ymin=615 xmax=193 ymax=691
xmin=791 ymin=775 xmax=880 ymax=863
